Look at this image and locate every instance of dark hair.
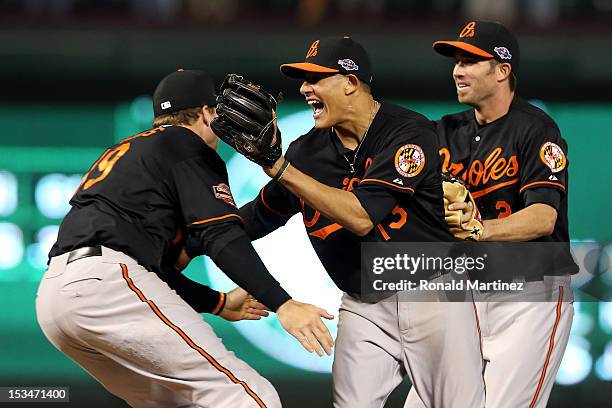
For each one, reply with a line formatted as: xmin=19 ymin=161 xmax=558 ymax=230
xmin=152 ymin=106 xmax=202 ymax=127
xmin=509 ymin=72 xmax=517 ymax=92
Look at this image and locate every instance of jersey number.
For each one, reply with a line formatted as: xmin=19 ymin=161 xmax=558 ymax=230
xmin=80 ymin=143 xmax=131 ymax=190
xmin=495 ymin=200 xmax=512 ymax=218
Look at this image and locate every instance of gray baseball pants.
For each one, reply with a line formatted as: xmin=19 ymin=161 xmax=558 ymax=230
xmin=332 ymin=286 xmax=485 ymax=408
xmin=36 ymin=246 xmax=281 ymax=408
xmin=403 ymin=277 xmax=573 ymax=408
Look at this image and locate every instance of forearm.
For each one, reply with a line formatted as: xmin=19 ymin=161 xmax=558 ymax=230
xmin=164 ymin=272 xmax=225 ymax=314
xmin=267 ymin=158 xmax=373 ymax=236
xmin=239 ymin=199 xmax=288 ymax=240
xmin=481 ymin=203 xmax=557 ymax=241
xmin=211 ymin=234 xmax=291 ymax=311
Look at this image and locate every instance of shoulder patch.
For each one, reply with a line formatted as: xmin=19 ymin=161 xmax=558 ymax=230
xmin=539 ymin=141 xmax=566 ymax=173
xmin=213 ymin=183 xmax=237 ymax=207
xmin=394 ymin=144 xmax=425 ymax=178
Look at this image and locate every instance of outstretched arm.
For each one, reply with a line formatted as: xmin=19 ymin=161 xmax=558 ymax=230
xmin=264 ymin=156 xmax=374 ymax=236
xmin=186 ymin=222 xmax=335 ymax=356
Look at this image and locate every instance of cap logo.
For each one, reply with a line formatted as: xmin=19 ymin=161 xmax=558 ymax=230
xmin=459 ymin=21 xmax=476 ymax=38
xmin=161 ymin=101 xmax=172 ymax=110
xmin=494 ymin=46 xmax=512 ymax=60
xmin=306 ymin=40 xmax=320 ymax=58
xmin=338 ymin=59 xmax=359 ymax=71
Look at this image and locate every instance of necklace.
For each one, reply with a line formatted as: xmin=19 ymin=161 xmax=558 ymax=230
xmin=338 ymin=100 xmax=379 ymax=174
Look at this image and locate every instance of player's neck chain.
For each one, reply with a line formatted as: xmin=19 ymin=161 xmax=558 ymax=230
xmin=335 ymin=99 xmax=380 ymax=175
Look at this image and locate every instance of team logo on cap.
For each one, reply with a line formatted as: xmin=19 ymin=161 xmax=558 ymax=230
xmin=338 ymin=59 xmax=359 ymax=71
xmin=306 ymin=40 xmax=320 ymax=58
xmin=459 ymin=21 xmax=476 ymax=38
xmin=494 ymin=47 xmax=512 ymax=60
xmin=161 ymin=101 xmax=172 ymax=110
xmin=539 ymin=141 xmax=566 ymax=173
xmin=394 ymin=144 xmax=425 ymax=178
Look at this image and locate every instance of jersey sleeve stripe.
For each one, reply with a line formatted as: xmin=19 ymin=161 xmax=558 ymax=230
xmin=190 ymin=214 xmax=243 ymax=226
xmin=360 ymin=178 xmax=415 ymax=192
xmin=519 ymin=181 xmax=566 ymax=193
xmin=471 ymin=178 xmax=519 ymax=199
xmin=119 ymin=264 xmax=268 ymax=408
xmin=260 ymin=186 xmax=290 ymax=217
xmin=211 ymin=292 xmax=226 ymax=315
xmin=529 ymin=286 xmax=564 ymax=408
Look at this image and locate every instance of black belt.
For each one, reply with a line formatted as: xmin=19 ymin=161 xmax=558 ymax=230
xmin=66 ymin=246 xmax=102 ymax=264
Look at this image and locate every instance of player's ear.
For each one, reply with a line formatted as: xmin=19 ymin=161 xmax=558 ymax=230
xmin=344 ymin=74 xmax=360 ymax=96
xmin=201 ymin=105 xmax=216 ymax=126
xmin=496 ymin=63 xmax=512 ymax=84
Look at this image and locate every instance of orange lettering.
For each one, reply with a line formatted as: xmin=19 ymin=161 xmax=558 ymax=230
xmin=309 ymin=223 xmax=343 ymax=240
xmin=121 ymin=126 xmax=166 ymax=143
xmin=389 ymin=206 xmax=407 ymax=229
xmin=507 ymin=156 xmax=519 ymax=177
xmin=490 ymin=156 xmax=507 ymax=181
xmin=342 ymin=177 xmax=361 ymax=192
xmin=439 ymin=148 xmax=464 ymax=176
xmin=460 ymin=148 xmax=520 ymax=189
xmin=482 ymin=148 xmax=502 ymax=184
xmin=450 ymin=162 xmax=465 ymax=177
xmin=439 ymin=148 xmax=451 ymax=173
xmin=495 ymin=201 xmax=512 ymax=218
xmin=306 ymin=40 xmax=320 ymax=58
xmin=82 ymin=143 xmax=131 ymax=190
xmin=469 ymin=160 xmax=484 ymax=186
xmin=377 ymin=224 xmax=390 ymax=241
xmin=300 ymin=199 xmax=321 ymax=228
xmin=460 ymin=22 xmax=476 ymax=38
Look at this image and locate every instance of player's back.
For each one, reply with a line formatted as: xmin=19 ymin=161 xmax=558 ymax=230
xmin=50 ymin=125 xmax=225 ymax=273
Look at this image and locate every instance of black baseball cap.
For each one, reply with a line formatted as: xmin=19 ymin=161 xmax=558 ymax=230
xmin=280 ymin=36 xmax=373 ymax=84
xmin=433 ymin=21 xmax=520 ymax=73
xmin=152 ymin=69 xmax=217 ymax=117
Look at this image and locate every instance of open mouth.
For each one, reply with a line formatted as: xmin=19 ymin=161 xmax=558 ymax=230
xmin=456 ymin=83 xmax=470 ymax=90
xmin=307 ymin=99 xmax=325 ymax=119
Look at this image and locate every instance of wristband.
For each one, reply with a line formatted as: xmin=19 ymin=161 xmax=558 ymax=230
xmin=273 ymin=159 xmax=291 ymax=182
xmin=211 ymin=292 xmax=227 ymax=315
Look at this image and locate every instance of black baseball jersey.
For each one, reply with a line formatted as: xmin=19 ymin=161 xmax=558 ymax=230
xmin=50 ymin=125 xmax=242 ymax=275
xmin=241 ymin=102 xmax=452 ymax=295
xmin=435 ymin=97 xmax=577 ymax=276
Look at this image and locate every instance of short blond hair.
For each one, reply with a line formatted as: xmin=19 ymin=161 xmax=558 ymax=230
xmin=152 ymin=106 xmax=202 ymax=127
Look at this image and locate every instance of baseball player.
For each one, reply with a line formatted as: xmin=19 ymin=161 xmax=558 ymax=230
xmin=405 ymin=21 xmax=576 ymax=408
xmin=35 ymin=69 xmax=334 ymax=408
xmin=217 ymin=37 xmax=486 ymax=407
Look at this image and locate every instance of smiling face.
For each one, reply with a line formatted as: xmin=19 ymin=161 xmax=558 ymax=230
xmin=452 ymin=49 xmax=501 ymax=107
xmin=299 ymin=73 xmax=351 ymax=129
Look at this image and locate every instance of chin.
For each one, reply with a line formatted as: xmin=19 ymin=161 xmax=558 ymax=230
xmin=457 ymin=93 xmax=474 ymax=106
xmin=313 ymin=117 xmax=332 ymax=129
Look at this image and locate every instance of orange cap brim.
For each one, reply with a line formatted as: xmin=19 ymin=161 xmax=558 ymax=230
xmin=280 ymin=62 xmax=340 ymax=78
xmin=432 ymin=41 xmax=494 ymax=59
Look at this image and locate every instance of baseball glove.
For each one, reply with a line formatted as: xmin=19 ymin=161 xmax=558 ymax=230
xmin=441 ymin=173 xmax=484 ymax=241
xmin=211 ymin=74 xmax=282 ymax=167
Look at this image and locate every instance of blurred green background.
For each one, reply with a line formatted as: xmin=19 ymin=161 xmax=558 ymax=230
xmin=1 ymin=100 xmax=611 ymax=407
xmin=1 ymin=1 xmax=611 ymax=406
